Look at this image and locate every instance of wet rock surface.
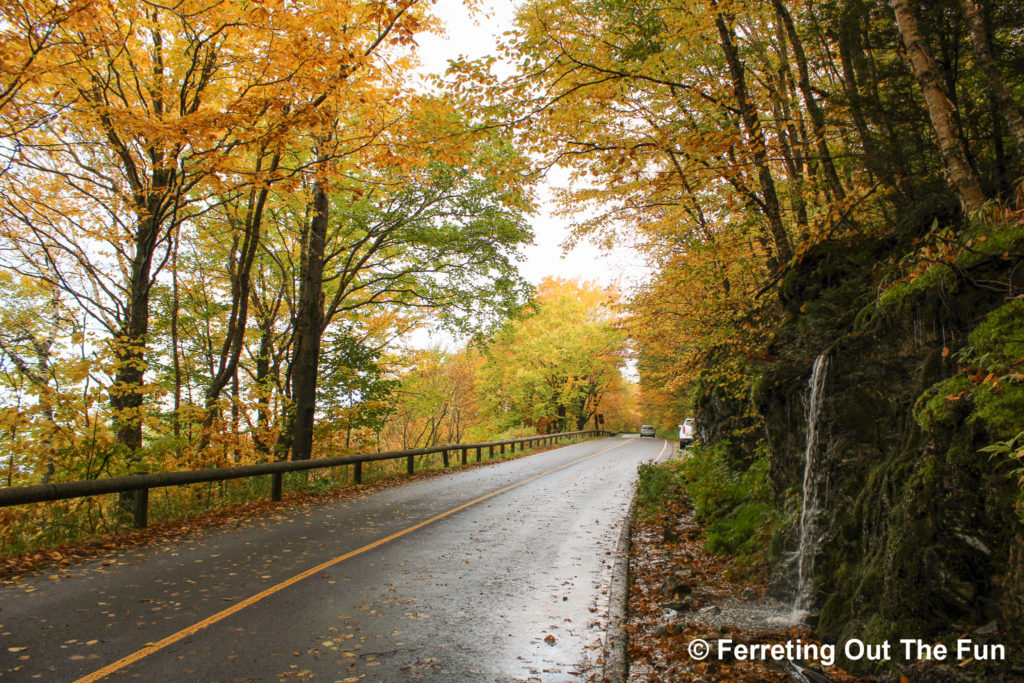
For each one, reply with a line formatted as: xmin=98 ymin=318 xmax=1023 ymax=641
xmin=707 ymin=236 xmax=1024 ymax=679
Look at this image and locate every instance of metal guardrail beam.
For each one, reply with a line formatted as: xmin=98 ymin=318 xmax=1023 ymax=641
xmin=0 ymin=430 xmax=610 ymax=527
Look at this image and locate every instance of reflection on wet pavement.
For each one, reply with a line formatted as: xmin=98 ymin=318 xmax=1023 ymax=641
xmin=0 ymin=437 xmax=665 ymax=682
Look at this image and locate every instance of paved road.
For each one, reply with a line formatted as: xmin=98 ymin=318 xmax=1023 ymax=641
xmin=0 ymin=436 xmax=667 ymax=682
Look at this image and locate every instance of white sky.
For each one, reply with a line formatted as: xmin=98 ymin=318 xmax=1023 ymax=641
xmin=413 ymin=0 xmax=650 ymax=293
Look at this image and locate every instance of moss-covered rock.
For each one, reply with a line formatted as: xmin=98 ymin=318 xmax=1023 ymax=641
xmin=694 ymin=221 xmax=1024 ymax=676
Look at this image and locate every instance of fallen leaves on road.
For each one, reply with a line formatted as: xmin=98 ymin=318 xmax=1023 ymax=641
xmin=0 ymin=444 xmax=572 ymax=580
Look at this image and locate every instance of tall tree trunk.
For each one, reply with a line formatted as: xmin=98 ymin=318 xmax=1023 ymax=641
xmin=771 ymin=0 xmax=847 ymax=202
xmin=231 ymin=367 xmax=240 ymax=461
xmin=111 ymin=209 xmax=161 ymax=517
xmin=254 ymin=320 xmax=274 ymax=457
xmin=891 ymin=0 xmax=988 ymax=216
xmin=959 ymin=0 xmax=1024 ymax=152
xmin=111 ymin=213 xmax=159 ymax=461
xmin=715 ymin=12 xmax=793 ymax=266
xmin=171 ymin=226 xmax=182 ymax=443
xmin=290 ymin=180 xmax=330 ymax=460
xmin=107 ymin=20 xmax=177 ymax=467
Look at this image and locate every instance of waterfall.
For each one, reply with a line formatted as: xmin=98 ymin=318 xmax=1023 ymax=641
xmin=790 ymin=352 xmax=829 ymax=624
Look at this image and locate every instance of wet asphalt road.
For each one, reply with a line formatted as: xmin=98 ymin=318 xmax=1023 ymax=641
xmin=0 ymin=436 xmax=667 ymax=682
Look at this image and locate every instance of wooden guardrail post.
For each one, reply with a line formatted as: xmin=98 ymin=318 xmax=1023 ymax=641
xmin=131 ymin=469 xmax=149 ymax=528
xmin=407 ymin=455 xmax=414 ymax=475
xmin=461 ymin=447 xmax=467 ymax=465
xmin=442 ymin=450 xmax=449 ymax=468
xmin=132 ymin=488 xmax=148 ymax=529
xmin=353 ymin=461 xmax=362 ymax=484
xmin=270 ymin=472 xmax=283 ymax=501
xmin=476 ymin=446 xmax=482 ymax=462
xmin=488 ymin=445 xmax=494 ymax=458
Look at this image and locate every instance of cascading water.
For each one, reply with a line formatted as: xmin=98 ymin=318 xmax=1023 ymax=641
xmin=789 ymin=352 xmax=829 ymax=624
xmin=693 ymin=353 xmax=833 ymax=633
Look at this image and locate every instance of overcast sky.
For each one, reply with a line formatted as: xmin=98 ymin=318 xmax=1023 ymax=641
xmin=413 ymin=0 xmax=650 ymax=293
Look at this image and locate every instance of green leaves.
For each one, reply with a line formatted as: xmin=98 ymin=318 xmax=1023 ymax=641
xmin=322 ymin=158 xmax=533 ymax=335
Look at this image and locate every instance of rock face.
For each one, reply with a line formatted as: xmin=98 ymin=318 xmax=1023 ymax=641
xmin=695 ymin=233 xmax=1024 ymax=671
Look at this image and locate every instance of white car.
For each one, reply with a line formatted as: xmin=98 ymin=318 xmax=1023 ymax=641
xmin=679 ymin=418 xmax=696 ymax=448
xmin=639 ymin=424 xmax=656 ymax=438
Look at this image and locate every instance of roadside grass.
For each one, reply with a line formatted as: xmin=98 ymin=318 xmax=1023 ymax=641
xmin=634 ymin=457 xmax=687 ymax=524
xmin=634 ymin=441 xmax=784 ymax=578
xmin=0 ymin=435 xmax=597 ymax=575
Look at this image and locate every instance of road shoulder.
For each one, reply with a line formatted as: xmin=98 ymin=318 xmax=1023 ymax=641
xmin=621 ymin=461 xmax=857 ymax=682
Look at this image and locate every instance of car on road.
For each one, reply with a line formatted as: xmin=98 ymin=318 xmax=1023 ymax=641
xmin=679 ymin=418 xmax=696 ymax=448
xmin=639 ymin=424 xmax=656 ymax=438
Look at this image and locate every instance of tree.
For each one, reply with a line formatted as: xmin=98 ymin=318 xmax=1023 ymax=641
xmin=0 ymin=0 xmax=444 ymax=468
xmin=478 ymin=279 xmax=627 ymax=433
xmin=892 ymin=0 xmax=988 ymax=215
xmin=959 ymin=0 xmax=1024 ymax=154
xmin=379 ymin=348 xmax=481 ymax=450
xmin=284 ymin=139 xmax=533 ymax=459
xmin=316 ymin=321 xmax=403 ymax=451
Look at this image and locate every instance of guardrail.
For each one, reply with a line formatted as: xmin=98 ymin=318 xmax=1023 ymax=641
xmin=0 ymin=430 xmax=610 ymax=528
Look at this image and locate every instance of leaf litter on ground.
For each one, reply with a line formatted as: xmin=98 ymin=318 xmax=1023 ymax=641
xmin=626 ymin=493 xmax=858 ymax=683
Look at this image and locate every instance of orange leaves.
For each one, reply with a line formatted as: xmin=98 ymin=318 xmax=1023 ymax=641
xmin=963 ymin=366 xmax=1009 ymax=389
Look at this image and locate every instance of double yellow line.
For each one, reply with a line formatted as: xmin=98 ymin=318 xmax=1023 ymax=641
xmin=77 ymin=437 xmax=634 ymax=682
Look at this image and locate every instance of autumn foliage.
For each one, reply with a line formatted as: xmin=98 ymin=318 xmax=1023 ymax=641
xmin=0 ymin=0 xmax=558 ymax=549
xmin=0 ymin=0 xmax=643 ymax=551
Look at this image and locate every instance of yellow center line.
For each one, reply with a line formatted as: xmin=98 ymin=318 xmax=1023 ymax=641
xmin=76 ymin=437 xmax=633 ymax=682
